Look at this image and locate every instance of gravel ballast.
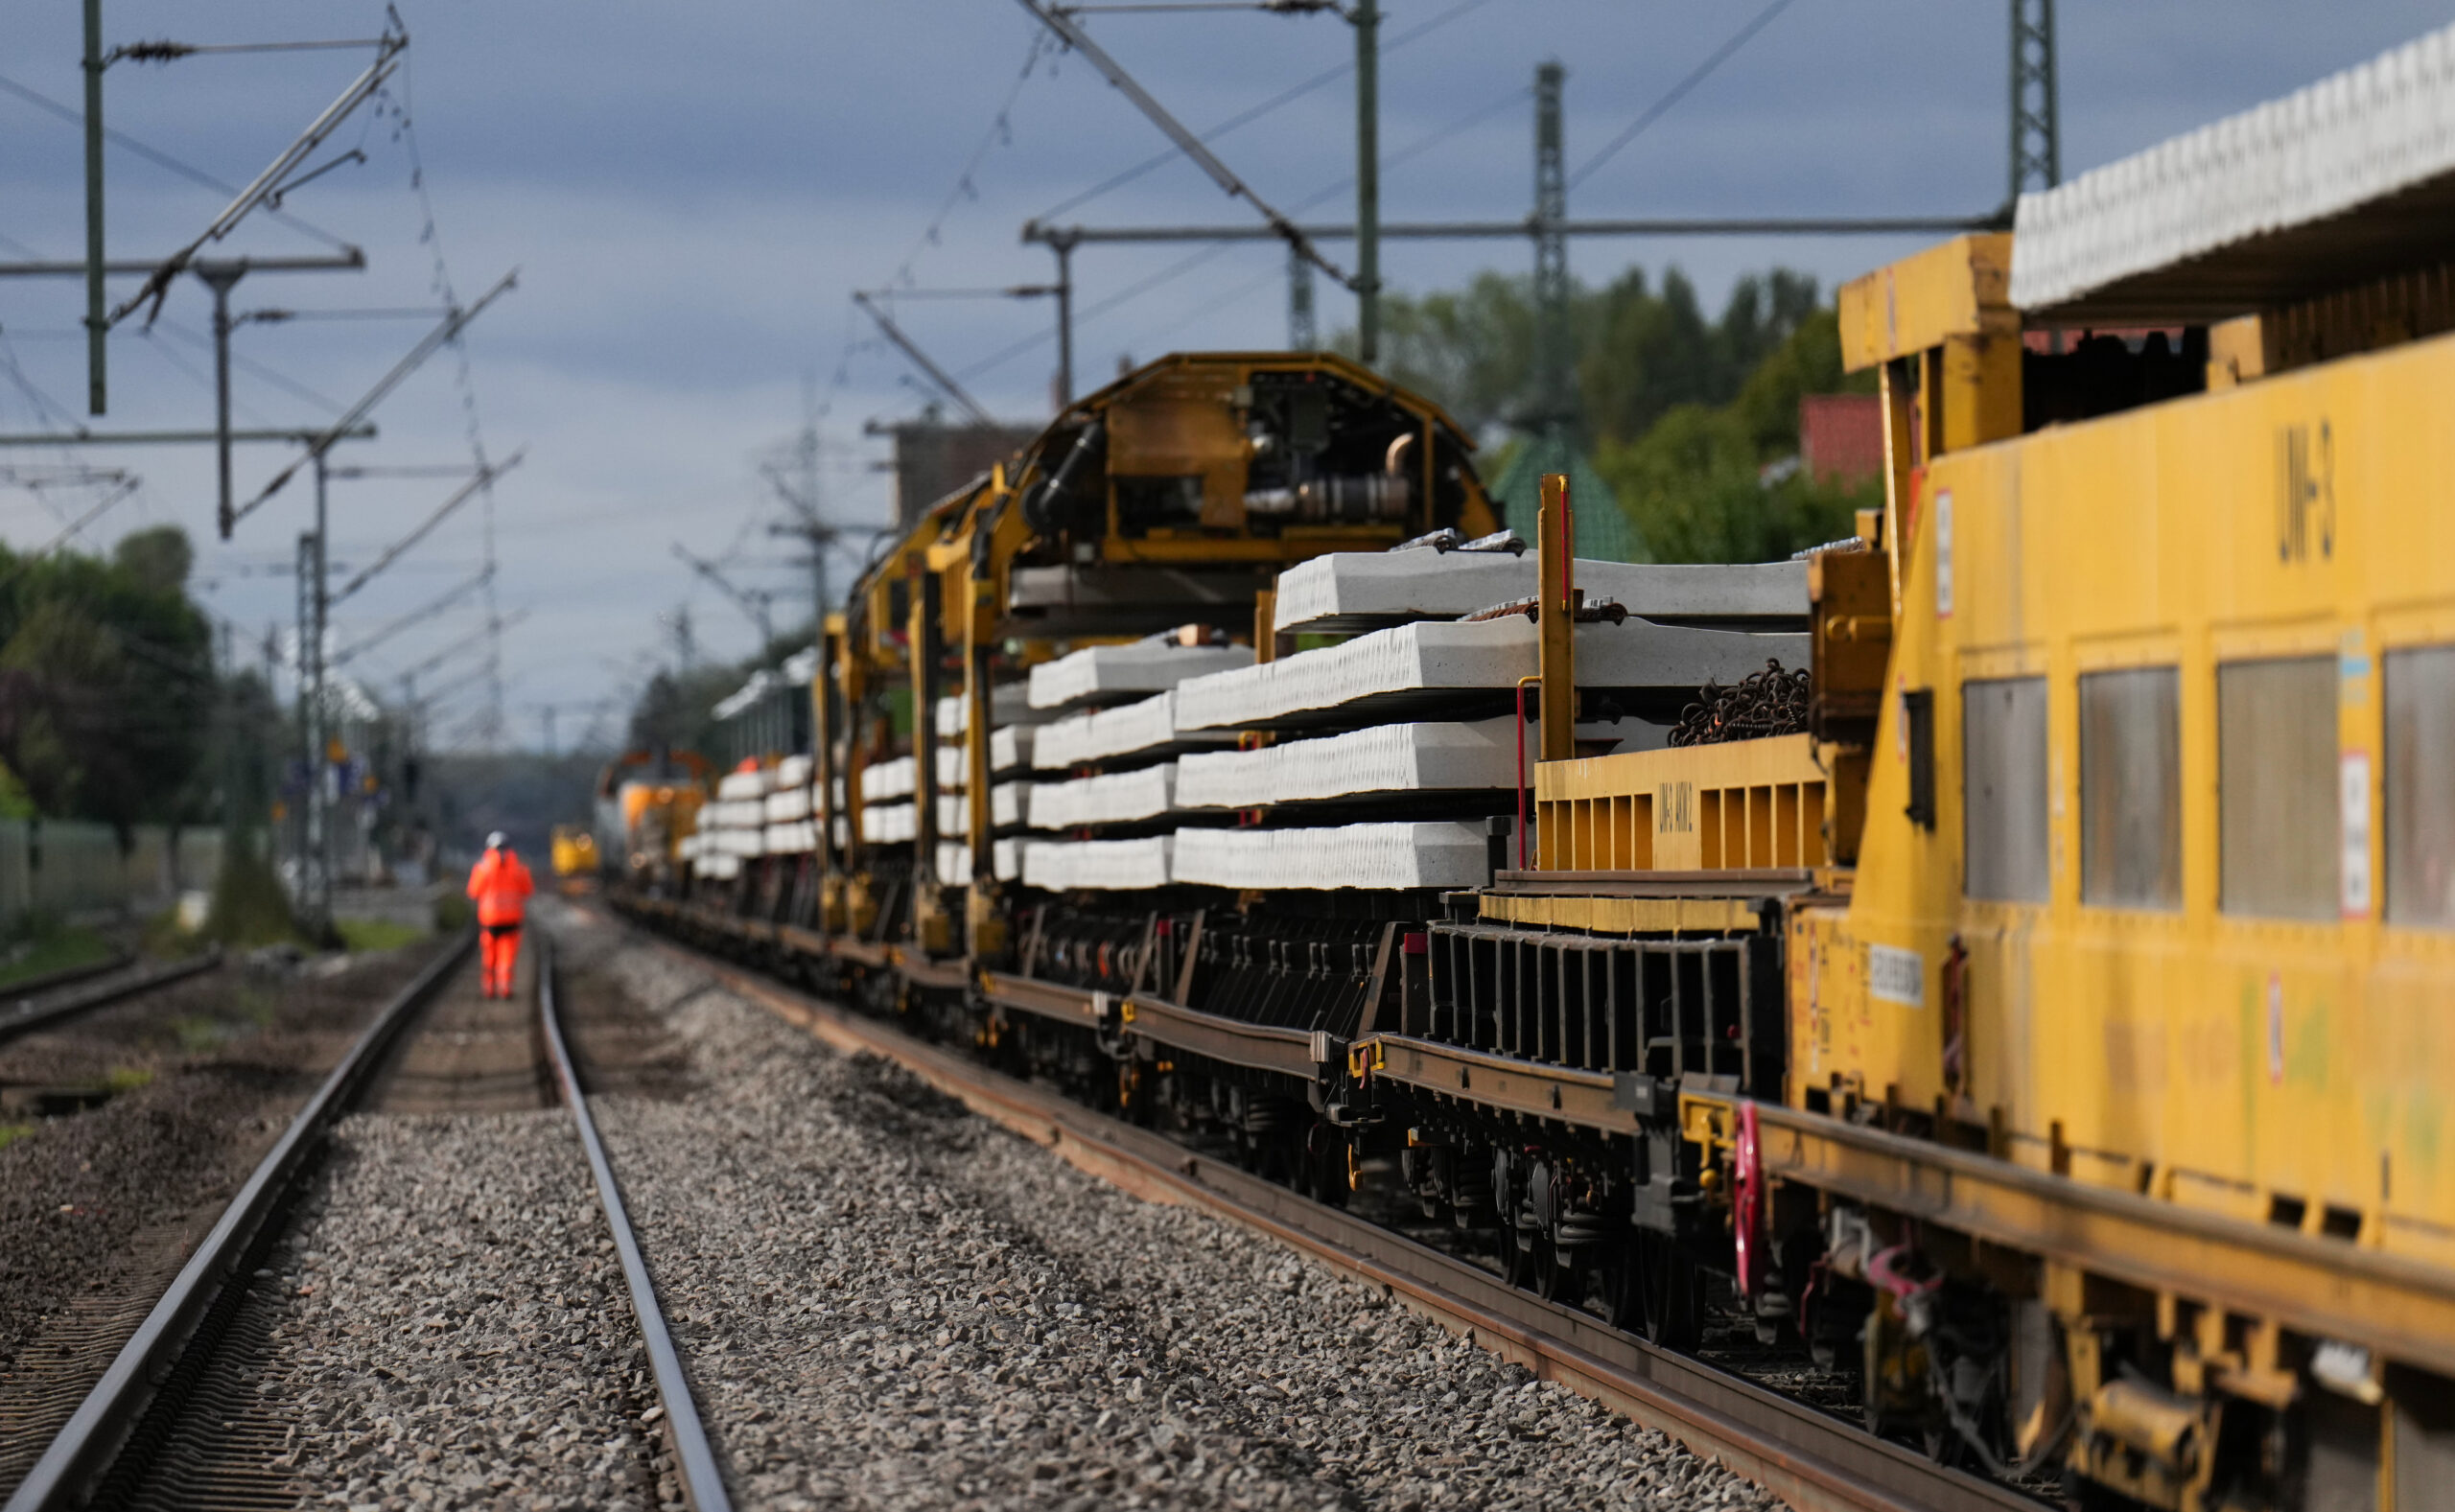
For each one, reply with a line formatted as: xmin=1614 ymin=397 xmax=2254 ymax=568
xmin=261 ymin=1110 xmax=666 ymax=1510
xmin=0 ymin=946 xmax=435 ymax=1495
xmin=550 ymin=900 xmax=1784 ymax=1510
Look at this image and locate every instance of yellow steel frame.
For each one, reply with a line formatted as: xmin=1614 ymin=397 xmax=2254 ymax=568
xmin=1534 ymin=733 xmax=1836 ymax=873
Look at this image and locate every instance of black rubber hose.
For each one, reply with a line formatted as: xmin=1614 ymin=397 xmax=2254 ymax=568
xmin=1020 ymin=419 xmax=1104 ymax=537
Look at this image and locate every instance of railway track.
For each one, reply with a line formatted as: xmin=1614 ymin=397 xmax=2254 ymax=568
xmin=0 ymin=933 xmax=729 ymax=1512
xmin=0 ymin=952 xmax=224 ymax=1048
xmin=627 ymin=916 xmax=2045 ymax=1512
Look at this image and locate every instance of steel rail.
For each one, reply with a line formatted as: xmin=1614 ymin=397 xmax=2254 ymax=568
xmin=630 ymin=921 xmax=2041 ymax=1512
xmin=3 ymin=932 xmax=472 ymax=1512
xmin=536 ymin=936 xmax=733 ymax=1512
xmin=0 ymin=950 xmax=134 ymax=1006
xmin=0 ymin=950 xmax=222 ymax=1047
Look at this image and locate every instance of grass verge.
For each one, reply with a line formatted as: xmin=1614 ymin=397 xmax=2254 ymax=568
xmin=0 ymin=922 xmax=118 ymax=991
xmin=335 ymin=917 xmax=426 ymax=954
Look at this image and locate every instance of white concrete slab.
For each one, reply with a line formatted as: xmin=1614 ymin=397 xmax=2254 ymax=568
xmin=1028 ymin=764 xmax=1178 ymax=829
xmin=1171 ymin=822 xmax=1487 ymax=891
xmin=1173 ymin=616 xmax=1808 ymax=733
xmin=1176 ymin=718 xmax=1524 ymax=809
xmin=935 ymin=682 xmax=1044 ymax=737
xmin=1272 ymin=551 xmax=1809 ymax=634
xmin=993 ymin=724 xmax=1033 ymax=773
xmin=860 ymin=803 xmax=916 ymax=844
xmin=716 ymin=769 xmax=771 ymax=801
xmin=935 ymin=839 xmax=1027 ymax=885
xmin=762 ymin=821 xmax=817 ymax=855
xmin=1032 ymin=691 xmax=1236 ymax=771
xmin=1022 ymin=836 xmax=1173 ymax=890
xmin=1028 ymin=640 xmax=1253 ymax=709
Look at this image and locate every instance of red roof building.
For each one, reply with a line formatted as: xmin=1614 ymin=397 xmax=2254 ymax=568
xmin=1799 ymin=392 xmax=1883 ymax=486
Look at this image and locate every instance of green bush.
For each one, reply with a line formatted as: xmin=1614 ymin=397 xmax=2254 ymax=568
xmin=1598 ymin=404 xmax=1877 ymax=565
xmin=433 ymin=891 xmax=472 ymax=932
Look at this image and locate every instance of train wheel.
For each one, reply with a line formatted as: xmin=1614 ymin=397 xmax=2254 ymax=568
xmin=1535 ymin=1237 xmax=1579 ymax=1302
xmin=1602 ymin=1245 xmax=1643 ymax=1333
xmin=1630 ymin=1232 xmax=1703 ymax=1352
xmin=1306 ymin=1131 xmax=1350 ymax=1210
xmin=1503 ymin=1226 xmax=1538 ymax=1291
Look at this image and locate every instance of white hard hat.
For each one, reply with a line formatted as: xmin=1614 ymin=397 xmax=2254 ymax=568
xmin=486 ymin=831 xmax=507 ymax=849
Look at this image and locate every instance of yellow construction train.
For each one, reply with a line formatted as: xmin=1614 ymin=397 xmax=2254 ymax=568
xmin=622 ymin=28 xmax=2455 ymax=1511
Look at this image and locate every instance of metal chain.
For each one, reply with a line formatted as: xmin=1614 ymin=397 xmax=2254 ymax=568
xmin=1669 ymin=659 xmax=1810 ymax=747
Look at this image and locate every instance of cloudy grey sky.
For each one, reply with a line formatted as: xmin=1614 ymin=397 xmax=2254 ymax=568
xmin=0 ymin=1 xmax=2444 ymax=751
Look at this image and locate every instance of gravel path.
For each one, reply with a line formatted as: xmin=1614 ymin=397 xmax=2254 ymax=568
xmin=259 ymin=1111 xmax=668 ymax=1511
xmin=551 ymin=902 xmax=1782 ymax=1511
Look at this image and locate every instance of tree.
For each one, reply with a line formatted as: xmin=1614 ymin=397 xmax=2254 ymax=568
xmin=1593 ymin=304 xmax=1879 ymax=564
xmin=0 ymin=527 xmax=215 ymax=838
xmin=1362 ymin=271 xmax=1540 ymax=437
xmin=1342 ymin=265 xmax=1830 ymax=448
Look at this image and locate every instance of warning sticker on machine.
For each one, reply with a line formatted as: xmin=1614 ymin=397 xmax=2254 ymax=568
xmin=1868 ymin=943 xmax=1925 ymax=1009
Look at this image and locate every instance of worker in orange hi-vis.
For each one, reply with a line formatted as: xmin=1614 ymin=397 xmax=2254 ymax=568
xmin=465 ymin=831 xmax=536 ymax=999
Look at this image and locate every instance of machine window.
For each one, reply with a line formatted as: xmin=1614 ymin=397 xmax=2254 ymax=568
xmin=2387 ymin=644 xmax=2455 ymax=928
xmin=2217 ymin=657 xmax=2338 ymax=919
xmin=2079 ymin=666 xmax=2182 ymax=910
xmin=1903 ymin=689 xmax=1936 ymax=830
xmin=1963 ymin=677 xmax=2048 ymax=901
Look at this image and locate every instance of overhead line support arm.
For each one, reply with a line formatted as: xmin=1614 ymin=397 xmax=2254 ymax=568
xmin=852 ymin=292 xmax=997 ymax=428
xmin=331 ymin=450 xmax=525 ymax=606
xmin=110 ymin=31 xmax=406 ymax=329
xmin=1023 ymin=212 xmax=2004 ymax=245
xmin=1011 ymin=0 xmax=1354 ymax=289
xmin=228 ymin=269 xmax=516 ymax=534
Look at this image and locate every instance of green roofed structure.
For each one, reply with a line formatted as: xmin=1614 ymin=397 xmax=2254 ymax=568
xmin=1485 ymin=433 xmax=1648 ymax=563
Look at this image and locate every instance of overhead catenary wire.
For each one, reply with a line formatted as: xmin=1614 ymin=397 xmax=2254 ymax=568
xmin=853 ymin=292 xmax=998 ymax=426
xmin=1013 ymin=0 xmax=1353 ymax=288
xmin=331 ymin=450 xmax=525 ymax=606
xmin=330 ymin=566 xmax=493 ymax=667
xmin=890 ymin=28 xmax=1055 ymax=289
xmin=0 ymin=478 xmax=141 ymax=589
xmin=110 ymin=32 xmax=407 ymax=326
xmin=229 ymin=269 xmax=517 ymax=529
xmin=156 ymin=317 xmax=349 ymax=414
xmin=958 ymin=81 xmax=1530 ymax=385
xmin=0 ymin=72 xmax=355 ymax=252
xmin=1567 ymin=0 xmax=1799 ymax=190
xmin=397 ymin=607 xmax=530 ymax=686
xmin=387 ymin=46 xmax=516 ymax=749
xmin=1032 ymin=0 xmax=1492 ymax=223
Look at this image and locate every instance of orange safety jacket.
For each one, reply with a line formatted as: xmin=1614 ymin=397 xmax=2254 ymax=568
xmin=466 ymin=848 xmax=535 ymax=928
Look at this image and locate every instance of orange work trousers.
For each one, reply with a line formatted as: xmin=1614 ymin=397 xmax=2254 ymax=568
xmin=480 ymin=923 xmax=522 ymax=998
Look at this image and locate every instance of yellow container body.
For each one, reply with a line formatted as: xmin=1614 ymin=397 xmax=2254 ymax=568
xmin=1801 ymin=324 xmax=2455 ymax=1265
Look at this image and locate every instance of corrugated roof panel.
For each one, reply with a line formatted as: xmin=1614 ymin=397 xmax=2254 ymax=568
xmin=2011 ymin=23 xmax=2455 ymax=318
